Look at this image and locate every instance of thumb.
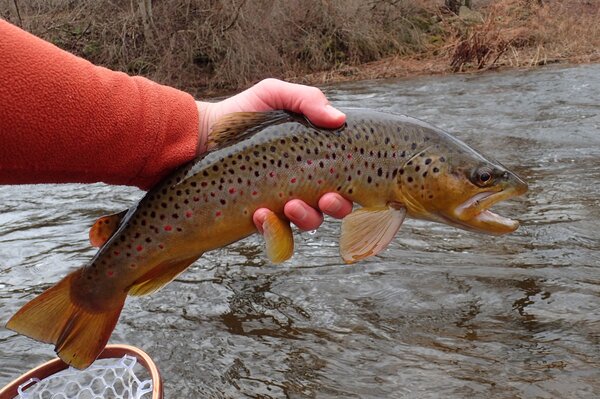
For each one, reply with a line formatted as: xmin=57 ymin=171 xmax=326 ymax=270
xmin=256 ymin=79 xmax=346 ymax=128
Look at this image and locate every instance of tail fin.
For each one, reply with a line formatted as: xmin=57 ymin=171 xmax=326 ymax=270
xmin=6 ymin=269 xmax=125 ymax=369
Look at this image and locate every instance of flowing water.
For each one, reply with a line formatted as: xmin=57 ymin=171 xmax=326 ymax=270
xmin=1 ymin=64 xmax=599 ymax=398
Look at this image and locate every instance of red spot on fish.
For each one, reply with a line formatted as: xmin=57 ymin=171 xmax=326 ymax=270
xmin=279 ymin=192 xmax=284 ymax=198
xmin=216 ymin=211 xmax=222 ymax=217
xmin=210 ymin=192 xmax=215 ymax=197
xmin=317 ymin=179 xmax=323 ymax=184
xmin=307 ymin=160 xmax=313 ymax=165
xmin=136 ymin=245 xmax=143 ymax=252
xmin=229 ymin=188 xmax=236 ymax=194
xmin=164 ymin=225 xmax=173 ymax=231
xmin=113 ymin=251 xmax=120 ymax=256
xmin=185 ymin=210 xmax=193 ymax=218
xmin=329 ymin=168 xmax=335 ymax=174
xmin=327 ymin=143 xmax=332 ymax=148
xmin=193 ymin=196 xmax=200 ymax=202
xmin=158 ymin=244 xmax=165 ymax=249
xmin=290 ymin=178 xmax=297 ymax=183
xmin=269 ymin=171 xmax=275 ymax=177
xmin=129 ymin=264 xmax=137 ymax=269
xmin=106 ymin=270 xmax=114 ymax=277
xmin=347 ymin=154 xmax=353 ymax=159
xmin=252 ymin=191 xmax=258 ymax=196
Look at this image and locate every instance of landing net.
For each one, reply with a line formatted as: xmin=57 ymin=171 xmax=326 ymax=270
xmin=0 ymin=345 xmax=162 ymax=399
xmin=17 ymin=355 xmax=151 ymax=399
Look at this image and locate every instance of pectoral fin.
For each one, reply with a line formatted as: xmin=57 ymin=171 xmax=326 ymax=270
xmin=262 ymin=212 xmax=294 ymax=263
xmin=89 ymin=210 xmax=128 ymax=248
xmin=339 ymin=204 xmax=406 ymax=264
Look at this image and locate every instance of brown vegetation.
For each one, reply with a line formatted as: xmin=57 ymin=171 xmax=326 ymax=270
xmin=1 ymin=0 xmax=599 ymax=96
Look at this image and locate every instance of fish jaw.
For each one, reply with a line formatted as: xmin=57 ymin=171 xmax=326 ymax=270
xmin=450 ymin=177 xmax=528 ymax=235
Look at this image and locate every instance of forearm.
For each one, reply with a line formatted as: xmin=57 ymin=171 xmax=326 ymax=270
xmin=0 ymin=20 xmax=199 ymax=190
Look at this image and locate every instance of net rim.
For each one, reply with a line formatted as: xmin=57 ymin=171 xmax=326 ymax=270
xmin=0 ymin=344 xmax=163 ymax=399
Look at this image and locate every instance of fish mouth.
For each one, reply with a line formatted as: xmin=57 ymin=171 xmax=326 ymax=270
xmin=451 ymin=185 xmax=527 ymax=235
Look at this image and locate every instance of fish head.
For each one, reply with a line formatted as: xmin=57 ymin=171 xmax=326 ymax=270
xmin=395 ymin=131 xmax=528 ymax=235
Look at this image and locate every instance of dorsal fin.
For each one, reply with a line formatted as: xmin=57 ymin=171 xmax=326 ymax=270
xmin=89 ymin=210 xmax=128 ymax=248
xmin=206 ymin=111 xmax=298 ymax=151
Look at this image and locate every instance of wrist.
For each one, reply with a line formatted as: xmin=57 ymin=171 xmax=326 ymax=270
xmin=195 ymin=101 xmax=213 ymax=155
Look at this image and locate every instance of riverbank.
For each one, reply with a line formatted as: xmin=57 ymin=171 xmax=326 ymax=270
xmin=293 ymin=0 xmax=600 ymax=88
xmin=3 ymin=0 xmax=599 ymax=96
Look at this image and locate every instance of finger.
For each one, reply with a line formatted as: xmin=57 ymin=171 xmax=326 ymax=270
xmin=318 ymin=193 xmax=353 ymax=219
xmin=284 ymin=199 xmax=324 ymax=231
xmin=256 ymin=79 xmax=346 ymax=129
xmin=253 ymin=208 xmax=273 ymax=234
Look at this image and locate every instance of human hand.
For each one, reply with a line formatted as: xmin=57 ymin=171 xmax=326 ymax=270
xmin=195 ymin=78 xmax=353 ymax=232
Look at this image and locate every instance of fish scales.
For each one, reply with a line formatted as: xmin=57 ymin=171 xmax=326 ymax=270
xmin=6 ymin=109 xmax=528 ymax=368
xmin=89 ymin=114 xmax=439 ymax=288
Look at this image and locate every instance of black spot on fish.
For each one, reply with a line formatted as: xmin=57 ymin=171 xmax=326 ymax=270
xmin=425 ymin=158 xmax=432 ymax=165
xmin=433 ymin=167 xmax=440 ymax=173
xmin=411 ymin=143 xmax=417 ymax=150
xmin=407 ymin=177 xmax=413 ymax=183
xmin=367 ymin=176 xmax=372 ymax=183
xmin=440 ymin=157 xmax=446 ymax=163
xmin=415 ymin=166 xmax=420 ymax=172
xmin=377 ymin=168 xmax=383 ymax=177
xmin=220 ymin=199 xmax=226 ymax=205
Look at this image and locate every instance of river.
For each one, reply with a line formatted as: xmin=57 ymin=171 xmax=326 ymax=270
xmin=1 ymin=64 xmax=599 ymax=398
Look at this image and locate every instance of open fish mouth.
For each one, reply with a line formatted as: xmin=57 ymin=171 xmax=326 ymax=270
xmin=453 ymin=188 xmax=525 ymax=235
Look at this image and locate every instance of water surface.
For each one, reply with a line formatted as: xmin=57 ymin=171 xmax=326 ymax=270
xmin=1 ymin=64 xmax=599 ymax=398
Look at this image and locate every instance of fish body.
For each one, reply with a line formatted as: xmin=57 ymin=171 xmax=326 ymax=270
xmin=7 ymin=109 xmax=527 ymax=368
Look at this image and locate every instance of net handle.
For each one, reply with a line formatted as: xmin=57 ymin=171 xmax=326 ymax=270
xmin=0 ymin=344 xmax=163 ymax=399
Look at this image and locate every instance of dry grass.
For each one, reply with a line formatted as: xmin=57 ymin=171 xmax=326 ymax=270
xmin=0 ymin=0 xmax=436 ymax=95
xmin=448 ymin=0 xmax=600 ymax=71
xmin=1 ymin=0 xmax=599 ymax=95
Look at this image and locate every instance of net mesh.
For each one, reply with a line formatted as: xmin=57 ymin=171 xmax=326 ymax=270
xmin=16 ymin=355 xmax=153 ymax=399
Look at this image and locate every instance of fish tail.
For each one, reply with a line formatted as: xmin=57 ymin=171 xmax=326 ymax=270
xmin=6 ymin=269 xmax=125 ymax=369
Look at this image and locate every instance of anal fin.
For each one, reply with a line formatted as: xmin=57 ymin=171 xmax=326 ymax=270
xmin=128 ymin=255 xmax=199 ymax=296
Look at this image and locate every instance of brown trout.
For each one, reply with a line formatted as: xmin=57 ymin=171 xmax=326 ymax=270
xmin=7 ymin=109 xmax=527 ymax=368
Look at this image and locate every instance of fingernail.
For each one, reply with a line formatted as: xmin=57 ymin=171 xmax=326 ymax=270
xmin=288 ymin=204 xmax=307 ymax=222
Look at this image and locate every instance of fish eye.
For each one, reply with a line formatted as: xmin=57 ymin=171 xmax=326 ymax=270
xmin=470 ymin=167 xmax=494 ymax=187
xmin=479 ymin=170 xmax=492 ymax=183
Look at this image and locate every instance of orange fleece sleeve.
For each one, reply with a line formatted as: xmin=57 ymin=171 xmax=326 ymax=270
xmin=0 ymin=19 xmax=199 ymax=190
